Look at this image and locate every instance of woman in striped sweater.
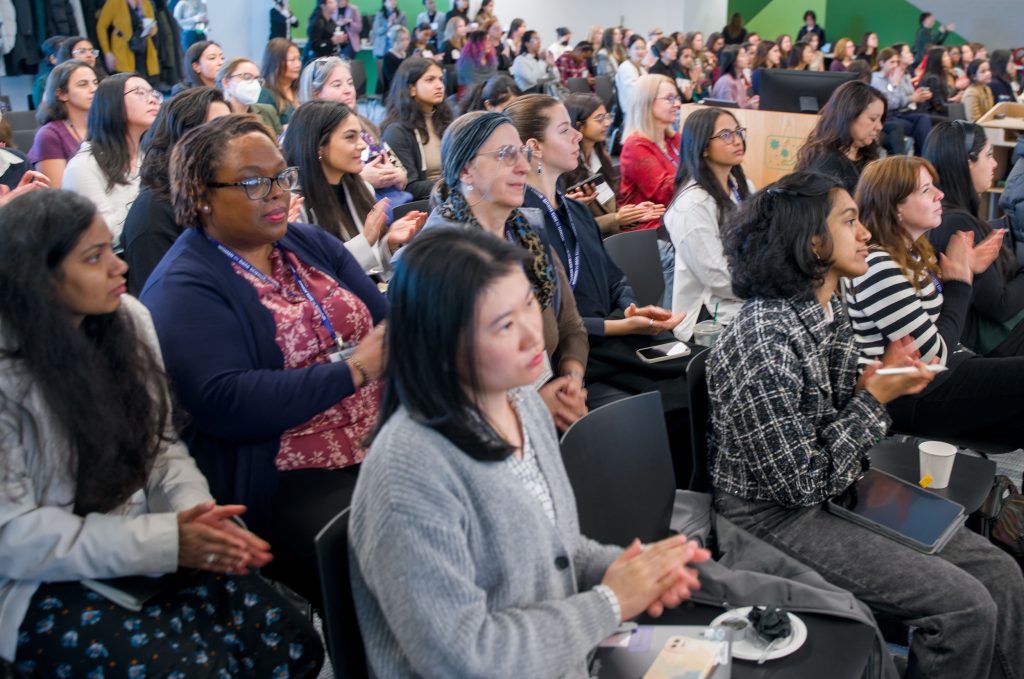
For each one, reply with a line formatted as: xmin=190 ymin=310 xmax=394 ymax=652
xmin=846 ymin=155 xmax=1024 ymax=446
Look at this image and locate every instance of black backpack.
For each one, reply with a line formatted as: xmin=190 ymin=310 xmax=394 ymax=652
xmin=979 ymin=473 xmax=1024 ymax=563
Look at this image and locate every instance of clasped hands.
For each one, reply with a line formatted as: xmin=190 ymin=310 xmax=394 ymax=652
xmin=177 ymin=501 xmax=273 ymax=575
xmin=602 ymin=535 xmax=712 ymax=621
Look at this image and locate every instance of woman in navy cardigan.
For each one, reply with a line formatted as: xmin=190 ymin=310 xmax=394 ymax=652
xmin=141 ymin=114 xmax=388 ymax=609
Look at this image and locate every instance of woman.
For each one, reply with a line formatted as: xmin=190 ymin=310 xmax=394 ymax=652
xmin=664 ymin=107 xmax=751 ymax=341
xmin=63 ymin=73 xmax=159 ymax=240
xmin=648 ymin=38 xmax=681 ymax=84
xmin=283 ymin=101 xmax=424 ymax=275
xmin=350 ymin=226 xmax=709 ymax=676
xmin=416 ymin=0 xmax=442 ymax=49
xmin=511 ymin=30 xmax=560 ymax=93
xmin=381 ymin=25 xmax=411 ymax=93
xmin=28 ymin=60 xmax=97 ymax=188
xmin=297 ymin=56 xmax=408 ymax=197
xmin=787 ymin=40 xmax=813 ymax=70
xmin=445 ymin=0 xmax=469 ymax=27
xmin=259 ymin=38 xmax=302 ymax=126
xmin=456 ymin=27 xmax=498 ymax=93
xmin=721 ymin=12 xmax=747 ymax=46
xmin=961 ymin=59 xmax=995 ymax=122
xmin=372 ymin=0 xmax=407 ymax=92
xmin=416 ymin=111 xmax=590 ymax=430
xmin=381 ymin=58 xmax=452 ymax=200
xmin=216 ymin=57 xmax=284 ymax=136
xmin=484 ymin=18 xmax=512 ymax=71
xmin=507 ymin=94 xmax=686 ymax=408
xmin=775 ymin=33 xmax=792 ymax=65
xmin=614 ymin=36 xmax=649 ymax=127
xmin=505 ymin=18 xmax=526 ymax=57
xmin=96 ymin=0 xmax=158 ymax=78
xmin=306 ymin=0 xmax=352 ymax=61
xmin=141 ymin=114 xmax=389 ymax=608
xmin=988 ymin=49 xmax=1020 ymax=104
xmin=563 ymin=93 xmax=663 ymax=235
xmin=122 ymin=87 xmax=230 ymax=295
xmin=857 ymin=31 xmax=879 ymax=70
xmin=830 ymin=37 xmax=856 ymax=72
xmin=0 ymin=189 xmax=322 ymax=677
xmin=806 ymin=32 xmax=825 ymax=72
xmin=411 ymin=22 xmax=436 ymax=58
xmin=173 ymin=0 xmax=208 ymax=50
xmin=848 ymin=155 xmax=1024 ymax=448
xmin=473 ymin=0 xmax=495 ymax=24
xmin=460 ymin=74 xmax=519 ymax=112
xmin=948 ymin=44 xmax=967 ymax=79
xmin=749 ymin=39 xmax=780 ymax=96
xmin=918 ymin=46 xmax=956 ymax=115
xmin=871 ymin=47 xmax=934 ymax=154
xmin=711 ymin=169 xmax=1024 ymax=679
xmin=711 ymin=45 xmax=758 ymax=109
xmin=56 ymin=36 xmax=104 ymax=77
xmin=923 ymin=121 xmax=1024 ymax=356
xmin=172 ymin=40 xmax=225 ymax=94
xmin=596 ymin=26 xmax=626 ymax=77
xmin=440 ymin=15 xmax=467 ymax=65
xmin=795 ymin=80 xmax=886 ymax=194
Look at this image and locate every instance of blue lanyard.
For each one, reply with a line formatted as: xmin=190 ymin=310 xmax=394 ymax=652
xmin=206 ymin=235 xmax=346 ymax=355
xmin=925 ymin=268 xmax=943 ymax=293
xmin=528 ymin=187 xmax=580 ymax=289
xmin=655 ymin=140 xmax=679 ymax=169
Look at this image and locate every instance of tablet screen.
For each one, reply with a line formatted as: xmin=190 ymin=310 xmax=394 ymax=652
xmin=831 ymin=469 xmax=963 ymax=547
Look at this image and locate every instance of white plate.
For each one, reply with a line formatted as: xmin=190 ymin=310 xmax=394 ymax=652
xmin=709 ymin=607 xmax=808 ymax=662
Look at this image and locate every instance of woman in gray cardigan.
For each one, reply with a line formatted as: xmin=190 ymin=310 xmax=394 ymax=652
xmin=350 ymin=227 xmax=710 ymax=677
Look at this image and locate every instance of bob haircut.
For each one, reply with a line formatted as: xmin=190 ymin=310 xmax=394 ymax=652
xmin=722 ymin=171 xmax=844 ymax=300
xmin=37 ymin=59 xmax=96 ymax=125
xmin=672 ymin=106 xmax=750 ymax=224
xmin=375 ymin=226 xmax=531 ymax=460
xmin=624 ymin=73 xmax=675 ymax=140
xmin=796 ymin=80 xmax=886 ymax=169
xmin=140 ymin=86 xmax=227 ymax=197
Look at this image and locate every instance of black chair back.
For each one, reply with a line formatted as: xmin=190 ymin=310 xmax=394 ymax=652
xmin=4 ymin=110 xmax=37 ymax=131
xmin=603 ymin=229 xmax=665 ymax=306
xmin=560 ymin=391 xmax=675 ymax=546
xmin=314 ymin=507 xmax=367 ymax=678
xmin=946 ymin=102 xmax=968 ymax=122
xmin=392 ymin=199 xmax=429 ymax=220
xmin=12 ymin=129 xmax=36 ymax=152
xmin=685 ymin=348 xmax=712 ymax=492
xmin=444 ymin=64 xmax=458 ymax=97
xmin=567 ymin=77 xmax=591 ymax=94
xmin=594 ymin=75 xmax=615 ymax=110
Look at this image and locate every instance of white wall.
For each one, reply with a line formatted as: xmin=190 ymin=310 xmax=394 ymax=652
xmin=918 ymin=0 xmax=1023 ymax=52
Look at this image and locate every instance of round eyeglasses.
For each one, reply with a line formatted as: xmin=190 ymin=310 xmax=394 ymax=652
xmin=207 ymin=167 xmax=300 ymax=200
xmin=476 ymin=145 xmax=533 ymax=166
xmin=710 ymin=127 xmax=747 ymax=144
xmin=124 ymin=86 xmax=164 ymax=105
xmin=72 ymin=48 xmax=101 ymax=58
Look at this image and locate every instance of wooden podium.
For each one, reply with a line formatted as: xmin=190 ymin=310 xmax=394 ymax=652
xmin=678 ymin=104 xmax=820 ymax=189
xmin=977 ymin=102 xmax=1024 ymax=218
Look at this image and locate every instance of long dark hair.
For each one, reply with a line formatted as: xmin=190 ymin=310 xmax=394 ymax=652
xmin=672 ymin=107 xmax=750 ymax=223
xmin=381 ymin=57 xmax=453 ymax=144
xmin=375 ymin=227 xmax=530 ymax=460
xmin=86 ymin=73 xmax=136 ymax=191
xmin=282 ymin=100 xmax=377 ymax=240
xmin=37 ymin=60 xmax=96 ymax=125
xmin=181 ymin=40 xmax=220 ymax=89
xmin=921 ymin=46 xmax=950 ymax=100
xmin=519 ymin=29 xmax=538 ymax=56
xmin=788 ymin=40 xmax=810 ymax=68
xmin=723 ymin=171 xmax=842 ymax=300
xmin=718 ymin=45 xmax=741 ymax=78
xmin=0 ymin=190 xmax=170 ymax=514
xmin=922 ymin=121 xmax=1016 ymax=279
xmin=460 ymin=74 xmax=520 ymax=113
xmin=990 ymin=49 xmax=1013 ymax=88
xmin=563 ymin=92 xmax=618 ymax=190
xmin=140 ymin=87 xmax=226 ymax=198
xmin=797 ymin=80 xmax=885 ymax=170
xmin=261 ymin=37 xmax=300 ymax=114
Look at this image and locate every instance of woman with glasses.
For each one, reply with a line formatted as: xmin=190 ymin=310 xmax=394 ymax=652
xmin=414 ymin=111 xmax=589 ymax=431
xmin=562 ymin=93 xmax=664 ymax=235
xmin=29 ymin=60 xmax=97 ymax=188
xmin=711 ymin=45 xmax=758 ymax=109
xmin=381 ymin=58 xmax=452 ymax=200
xmin=0 ymin=189 xmax=324 ymax=679
xmin=259 ymin=38 xmax=303 ymax=126
xmin=63 ymin=73 xmax=159 ymax=240
xmin=795 ymin=81 xmax=886 ymax=194
xmin=216 ymin=57 xmax=283 ymax=136
xmin=141 ymin=114 xmax=388 ymax=609
xmin=56 ymin=36 xmax=105 ymax=78
xmin=663 ymin=107 xmax=751 ymax=341
xmin=283 ymin=100 xmax=424 ymax=275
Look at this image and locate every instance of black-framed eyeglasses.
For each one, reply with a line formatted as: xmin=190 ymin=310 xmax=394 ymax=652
xmin=207 ymin=167 xmax=300 ymax=200
xmin=710 ymin=127 xmax=747 ymax=144
xmin=476 ymin=145 xmax=533 ymax=166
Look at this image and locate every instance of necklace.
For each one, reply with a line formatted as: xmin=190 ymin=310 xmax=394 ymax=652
xmin=64 ymin=120 xmax=83 ymax=143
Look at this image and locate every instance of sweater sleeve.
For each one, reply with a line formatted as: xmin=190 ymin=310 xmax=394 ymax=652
xmin=382 ymin=124 xmax=433 ymax=200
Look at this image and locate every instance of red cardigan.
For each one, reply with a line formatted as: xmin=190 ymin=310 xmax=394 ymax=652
xmin=618 ymin=131 xmax=682 ymax=230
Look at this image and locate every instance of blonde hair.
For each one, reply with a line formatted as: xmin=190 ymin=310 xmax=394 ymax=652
xmin=625 ymin=73 xmax=675 ymax=140
xmin=833 ymin=37 xmax=853 ymax=63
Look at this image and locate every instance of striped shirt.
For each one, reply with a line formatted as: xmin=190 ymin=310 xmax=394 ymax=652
xmin=845 ymin=249 xmax=956 ymax=366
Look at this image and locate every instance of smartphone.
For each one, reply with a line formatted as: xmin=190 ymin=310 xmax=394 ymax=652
xmin=564 ymin=174 xmax=604 ymax=194
xmin=643 ymin=635 xmax=722 ymax=679
xmin=636 ymin=340 xmax=691 ymax=363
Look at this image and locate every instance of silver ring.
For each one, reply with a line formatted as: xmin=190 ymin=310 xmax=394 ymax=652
xmin=205 ymin=553 xmax=216 ymax=565
xmin=648 ymin=318 xmax=654 ymax=328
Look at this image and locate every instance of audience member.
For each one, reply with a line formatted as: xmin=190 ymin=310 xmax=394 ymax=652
xmin=750 ymin=40 xmax=781 ymax=95
xmin=548 ymin=27 xmax=574 ymax=61
xmin=474 ymin=0 xmax=496 ymax=25
xmin=484 ymin=18 xmax=512 ymax=71
xmin=913 ymin=11 xmax=954 ymax=65
xmin=721 ymin=13 xmax=747 ymax=46
xmin=987 ymin=49 xmax=1020 ymax=104
xmin=63 ymin=73 xmax=159 ymax=240
xmin=706 ymin=32 xmax=725 ymax=56
xmin=173 ymin=0 xmax=209 ymax=50
xmin=97 ymin=0 xmax=159 ymax=78
xmin=440 ymin=16 xmax=467 ymax=65
xmin=711 ymin=45 xmax=758 ymax=109
xmin=171 ymin=39 xmax=224 ymax=94
xmin=417 ymin=0 xmax=443 ymax=50
xmin=282 ymin=101 xmax=423 ymax=274
xmin=505 ymin=18 xmax=526 ymax=56
xmin=306 ymin=0 xmax=354 ymax=61
xmin=416 ymin=111 xmax=590 ymax=429
xmin=870 ymin=47 xmax=933 ymax=153
xmin=555 ymin=41 xmax=594 ymax=85
xmin=961 ymin=58 xmax=994 ymax=122
xmin=648 ymin=38 xmax=681 ymax=85
xmin=141 ymin=114 xmax=389 ymax=608
xmin=259 ymin=38 xmax=302 ymax=126
xmin=512 ymin=30 xmax=561 ymax=93
xmin=596 ymin=27 xmax=626 ymax=77
xmin=614 ymin=36 xmax=649 ymax=126
xmin=971 ymin=42 xmax=988 ymax=61
xmin=923 ymin=121 xmax=1024 ymax=355
xmin=857 ymin=31 xmax=879 ymax=69
xmin=334 ymin=0 xmax=365 ymax=57
xmin=775 ymin=33 xmax=792 ymax=65
xmin=56 ymin=36 xmax=102 ymax=74
xmin=28 ymin=60 xmax=97 ymax=188
xmin=664 ymin=107 xmax=750 ymax=341
xmin=787 ymin=40 xmax=813 ymax=70
xmin=31 ymin=36 xmax=64 ymax=113
xmin=372 ymin=0 xmax=407 ymax=92
xmin=806 ymin=32 xmax=825 ymax=71
xmin=917 ymin=46 xmax=955 ymax=115
xmin=270 ymin=0 xmax=301 ymax=41
xmin=122 ymin=87 xmax=230 ymax=295
xmin=445 ymin=0 xmax=470 ymax=27
xmin=712 ymin=168 xmax=1023 ymax=679
xmin=411 ymin=23 xmax=437 ymax=58
xmin=456 ymin=27 xmax=499 ymax=93
xmin=830 ymin=37 xmax=856 ymax=72
xmin=381 ymin=58 xmax=451 ymax=199
xmin=460 ymin=74 xmax=520 ymax=112
xmin=216 ymin=57 xmax=284 ymax=136
xmin=381 ymin=25 xmax=411 ymax=93
xmin=960 ymin=42 xmax=976 ymax=66
xmin=796 ymin=9 xmax=825 ymax=46
xmin=350 ymin=226 xmax=709 ymax=676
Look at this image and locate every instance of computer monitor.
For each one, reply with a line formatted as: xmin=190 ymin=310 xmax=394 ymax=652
xmin=758 ymin=69 xmax=858 ymax=114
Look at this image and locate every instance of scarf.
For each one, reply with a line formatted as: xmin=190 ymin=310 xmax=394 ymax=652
xmin=438 ymin=186 xmax=556 ymax=309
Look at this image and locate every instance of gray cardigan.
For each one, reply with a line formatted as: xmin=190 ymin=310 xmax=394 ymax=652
xmin=349 ymin=387 xmax=621 ymax=678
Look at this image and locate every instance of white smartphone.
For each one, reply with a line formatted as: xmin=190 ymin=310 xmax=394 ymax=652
xmin=875 ymin=364 xmax=947 ymax=376
xmin=636 ymin=341 xmax=691 ymax=364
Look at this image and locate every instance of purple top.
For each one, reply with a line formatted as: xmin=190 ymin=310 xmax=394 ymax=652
xmin=829 ymin=60 xmax=848 ymax=72
xmin=27 ymin=120 xmax=82 ymax=166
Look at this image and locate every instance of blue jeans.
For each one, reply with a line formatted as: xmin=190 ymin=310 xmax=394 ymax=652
xmin=714 ymin=491 xmax=1024 ymax=679
xmin=658 ymin=239 xmax=674 ymax=310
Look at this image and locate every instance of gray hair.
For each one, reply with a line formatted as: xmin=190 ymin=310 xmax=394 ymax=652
xmin=440 ymin=111 xmax=514 ymax=189
xmin=298 ymin=56 xmax=351 ymax=104
xmin=37 ymin=60 xmax=95 ymax=125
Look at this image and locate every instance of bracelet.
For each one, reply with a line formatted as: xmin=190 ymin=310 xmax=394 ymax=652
xmin=347 ymin=356 xmax=370 ymax=387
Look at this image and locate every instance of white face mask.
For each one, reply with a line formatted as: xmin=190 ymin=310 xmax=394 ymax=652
xmin=232 ymin=79 xmax=262 ymax=105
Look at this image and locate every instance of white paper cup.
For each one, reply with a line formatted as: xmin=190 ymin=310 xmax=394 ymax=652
xmin=918 ymin=441 xmax=957 ymax=489
xmin=692 ymin=320 xmax=723 ymax=348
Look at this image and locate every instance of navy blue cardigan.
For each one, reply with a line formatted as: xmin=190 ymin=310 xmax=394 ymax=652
xmin=140 ymin=223 xmax=389 ymax=535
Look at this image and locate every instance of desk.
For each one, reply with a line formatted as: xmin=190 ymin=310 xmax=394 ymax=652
xmin=869 ymin=440 xmax=996 ymax=514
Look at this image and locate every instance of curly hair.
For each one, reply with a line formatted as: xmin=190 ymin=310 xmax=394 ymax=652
xmin=169 ymin=113 xmax=278 ymax=227
xmin=722 ymin=171 xmax=843 ymax=300
xmin=796 ymin=80 xmax=885 ymax=172
xmin=0 ymin=190 xmax=171 ymax=515
xmin=381 ymin=58 xmax=453 ymax=146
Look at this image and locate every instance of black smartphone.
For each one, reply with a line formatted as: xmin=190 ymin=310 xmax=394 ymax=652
xmin=564 ymin=174 xmax=604 ymax=194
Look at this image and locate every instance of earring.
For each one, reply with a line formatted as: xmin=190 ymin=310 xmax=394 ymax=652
xmin=465 ymin=184 xmax=474 ymax=193
xmin=537 ymin=160 xmax=543 ymax=176
xmin=201 ymin=205 xmax=210 ymax=213
xmin=318 ymin=154 xmax=322 ymax=160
